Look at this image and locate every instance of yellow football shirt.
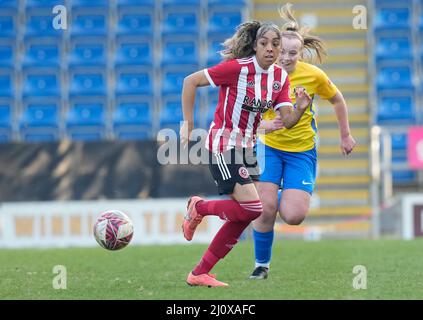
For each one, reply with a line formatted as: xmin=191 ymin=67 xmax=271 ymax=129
xmin=259 ymin=61 xmax=338 ymax=152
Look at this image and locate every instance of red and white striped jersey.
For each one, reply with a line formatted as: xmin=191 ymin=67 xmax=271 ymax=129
xmin=204 ymin=55 xmax=292 ymax=153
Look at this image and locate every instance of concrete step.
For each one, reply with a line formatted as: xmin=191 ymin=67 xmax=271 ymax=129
xmin=308 ymin=205 xmax=371 ymax=217
xmin=317 ymin=113 xmax=369 ymax=123
xmin=315 ymin=189 xmax=369 ymax=206
xmin=318 ymin=127 xmax=368 ymax=139
xmin=317 ymin=144 xmax=368 ymax=155
xmin=318 ymin=158 xmax=369 ymax=175
xmin=316 ymin=174 xmax=370 ymax=186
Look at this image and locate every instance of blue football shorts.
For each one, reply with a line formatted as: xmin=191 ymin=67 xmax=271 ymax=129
xmin=256 ymin=141 xmax=317 ymax=194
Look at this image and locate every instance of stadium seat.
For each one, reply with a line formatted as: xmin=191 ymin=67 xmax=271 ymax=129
xmin=19 ymin=103 xmax=60 ymax=141
xmin=376 ymin=65 xmax=413 ymax=91
xmin=0 ymin=15 xmax=15 ymax=39
xmin=207 ymin=0 xmax=246 ymax=7
xmin=375 ymin=36 xmax=412 ymax=62
xmin=22 ymin=72 xmax=60 ymax=98
xmin=161 ymin=69 xmax=195 ymax=96
xmin=65 ymin=102 xmax=106 ymax=141
xmin=391 ymin=132 xmax=407 ymax=151
xmin=374 ymin=7 xmax=412 ymax=33
xmin=114 ymin=40 xmax=152 ymax=67
xmin=70 ymin=0 xmax=109 ymax=9
xmin=113 ymin=101 xmax=153 ymax=140
xmin=115 ymin=71 xmax=153 ymax=96
xmin=206 ymin=39 xmax=224 ymax=66
xmin=161 ymin=11 xmax=199 ymax=37
xmin=0 ymin=74 xmax=13 ymax=98
xmin=26 ymin=0 xmax=63 ymax=9
xmin=0 ymin=103 xmax=13 ymax=142
xmin=160 ymin=99 xmax=184 ymax=129
xmin=0 ymin=44 xmax=13 ymax=68
xmin=70 ymin=12 xmax=107 ymax=38
xmin=161 ymin=39 xmax=199 ymax=68
xmin=22 ymin=43 xmax=60 ymax=68
xmin=207 ymin=10 xmax=243 ymax=37
xmin=0 ymin=0 xmax=17 ymax=10
xmin=377 ymin=95 xmax=415 ymax=123
xmin=392 ymin=170 xmax=417 ymax=184
xmin=68 ymin=41 xmax=106 ymax=68
xmin=25 ymin=14 xmax=62 ymax=38
xmin=116 ymin=12 xmax=154 ymax=36
xmin=116 ymin=0 xmax=154 ymax=8
xmin=69 ymin=72 xmax=106 ymax=97
xmin=162 ymin=0 xmax=201 ymax=8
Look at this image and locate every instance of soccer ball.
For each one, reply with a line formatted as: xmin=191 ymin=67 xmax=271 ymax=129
xmin=93 ymin=210 xmax=134 ymax=250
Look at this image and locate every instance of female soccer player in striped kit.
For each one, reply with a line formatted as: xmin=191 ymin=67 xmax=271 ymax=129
xmin=179 ymin=20 xmax=312 ymax=287
xmin=249 ymin=3 xmax=357 ymax=280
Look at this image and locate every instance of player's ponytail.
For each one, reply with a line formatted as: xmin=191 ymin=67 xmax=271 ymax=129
xmin=220 ymin=21 xmax=281 ymax=61
xmin=279 ymin=3 xmax=327 ymax=64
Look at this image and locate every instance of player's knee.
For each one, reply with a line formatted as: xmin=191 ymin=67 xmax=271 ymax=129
xmin=240 ymin=200 xmax=263 ymax=222
xmin=283 ymin=214 xmax=305 ymax=225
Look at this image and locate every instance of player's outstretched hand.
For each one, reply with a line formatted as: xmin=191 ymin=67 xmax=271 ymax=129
xmin=294 ymin=86 xmax=312 ymax=111
xmin=340 ymin=134 xmax=356 ymax=155
xmin=260 ymin=116 xmax=285 ymax=133
xmin=180 ymin=121 xmax=193 ymax=149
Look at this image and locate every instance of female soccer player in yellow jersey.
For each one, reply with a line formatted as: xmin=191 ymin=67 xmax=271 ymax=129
xmin=249 ymin=3 xmax=357 ymax=279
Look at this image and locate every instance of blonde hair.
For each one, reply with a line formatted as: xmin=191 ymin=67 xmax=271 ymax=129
xmin=220 ymin=21 xmax=281 ymax=61
xmin=278 ymin=3 xmax=327 ymax=63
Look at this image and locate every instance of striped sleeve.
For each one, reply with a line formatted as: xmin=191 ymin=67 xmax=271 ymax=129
xmin=273 ymin=72 xmax=293 ymax=111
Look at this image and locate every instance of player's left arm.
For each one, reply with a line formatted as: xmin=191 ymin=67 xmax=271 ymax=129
xmin=328 ymin=90 xmax=356 ymax=155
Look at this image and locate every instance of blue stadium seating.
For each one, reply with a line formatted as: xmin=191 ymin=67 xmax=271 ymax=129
xmin=70 ymin=0 xmax=109 ymax=9
xmin=376 ymin=65 xmax=413 ymax=91
xmin=161 ymin=11 xmax=200 ymax=37
xmin=206 ymin=96 xmax=218 ymax=127
xmin=113 ymin=101 xmax=152 ymax=140
xmin=114 ymin=40 xmax=153 ymax=67
xmin=162 ymin=0 xmax=201 ymax=8
xmin=22 ymin=43 xmax=60 ymax=68
xmin=69 ymin=72 xmax=106 ymax=97
xmin=68 ymin=41 xmax=106 ymax=67
xmin=161 ymin=39 xmax=199 ymax=68
xmin=392 ymin=152 xmax=416 ymax=184
xmin=375 ymin=36 xmax=412 ymax=62
xmin=374 ymin=7 xmax=412 ymax=33
xmin=377 ymin=95 xmax=415 ymax=123
xmin=0 ymin=74 xmax=13 ymax=98
xmin=65 ymin=102 xmax=106 ymax=140
xmin=391 ymin=132 xmax=407 ymax=151
xmin=206 ymin=38 xmax=224 ymax=66
xmin=0 ymin=0 xmax=17 ymax=10
xmin=0 ymin=103 xmax=13 ymax=142
xmin=116 ymin=12 xmax=154 ymax=37
xmin=117 ymin=0 xmax=154 ymax=6
xmin=0 ymin=45 xmax=13 ymax=68
xmin=208 ymin=0 xmax=246 ymax=7
xmin=22 ymin=72 xmax=60 ymax=98
xmin=0 ymin=15 xmax=15 ymax=40
xmin=207 ymin=10 xmax=242 ymax=37
xmin=160 ymin=99 xmax=184 ymax=128
xmin=19 ymin=103 xmax=60 ymax=141
xmin=161 ymin=69 xmax=194 ymax=96
xmin=70 ymin=12 xmax=107 ymax=38
xmin=25 ymin=14 xmax=63 ymax=39
xmin=115 ymin=71 xmax=153 ymax=96
xmin=26 ymin=0 xmax=64 ymax=9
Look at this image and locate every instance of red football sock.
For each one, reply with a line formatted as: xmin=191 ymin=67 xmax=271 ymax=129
xmin=196 ymin=199 xmax=262 ymax=222
xmin=192 ymin=220 xmax=249 ymax=275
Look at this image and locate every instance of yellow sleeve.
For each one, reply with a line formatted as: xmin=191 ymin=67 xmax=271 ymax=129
xmin=314 ymin=67 xmax=338 ymax=100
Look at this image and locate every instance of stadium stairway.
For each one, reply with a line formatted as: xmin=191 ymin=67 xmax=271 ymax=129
xmin=253 ymin=0 xmax=371 ymax=237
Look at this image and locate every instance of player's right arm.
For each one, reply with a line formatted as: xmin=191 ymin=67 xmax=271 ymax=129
xmin=180 ymin=71 xmax=210 ymax=148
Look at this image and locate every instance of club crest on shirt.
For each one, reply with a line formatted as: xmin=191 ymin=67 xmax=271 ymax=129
xmin=238 ymin=167 xmax=249 ymax=179
xmin=272 ymin=81 xmax=282 ymax=93
xmin=247 ymin=81 xmax=255 ymax=88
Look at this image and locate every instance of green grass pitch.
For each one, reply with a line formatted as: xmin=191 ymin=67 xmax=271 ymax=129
xmin=1 ymin=239 xmax=423 ymax=300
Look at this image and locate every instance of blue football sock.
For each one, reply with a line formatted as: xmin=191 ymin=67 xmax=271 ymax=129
xmin=252 ymin=229 xmax=274 ymax=269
